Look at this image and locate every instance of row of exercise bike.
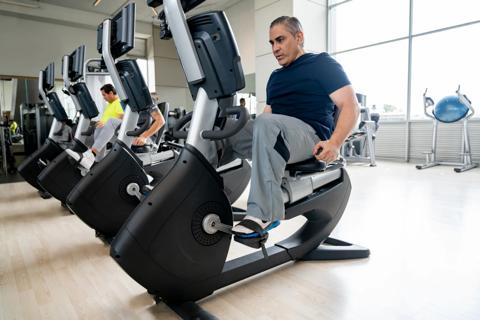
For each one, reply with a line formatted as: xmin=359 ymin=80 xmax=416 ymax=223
xmin=18 ymin=0 xmax=370 ymax=318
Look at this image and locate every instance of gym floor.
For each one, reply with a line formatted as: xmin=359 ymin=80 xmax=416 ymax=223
xmin=1 ymin=161 xmax=479 ymax=319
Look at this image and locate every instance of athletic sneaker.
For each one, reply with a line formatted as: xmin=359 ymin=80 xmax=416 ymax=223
xmin=231 ymin=215 xmax=280 ymax=235
xmin=65 ymin=149 xmax=95 ymax=170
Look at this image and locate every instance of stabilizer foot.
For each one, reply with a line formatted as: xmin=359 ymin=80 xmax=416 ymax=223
xmin=454 ymin=164 xmax=478 ymax=173
xmin=165 ymin=301 xmax=218 ymax=320
xmin=38 ymin=190 xmax=52 ymax=199
xmin=301 ymin=237 xmax=370 ymax=261
xmin=95 ymin=230 xmax=112 ymax=245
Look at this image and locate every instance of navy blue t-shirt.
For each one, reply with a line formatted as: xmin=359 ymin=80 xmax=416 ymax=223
xmin=266 ymin=52 xmax=350 ymax=140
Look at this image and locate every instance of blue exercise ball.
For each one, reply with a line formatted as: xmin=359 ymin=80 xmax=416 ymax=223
xmin=433 ymin=95 xmax=469 ymax=123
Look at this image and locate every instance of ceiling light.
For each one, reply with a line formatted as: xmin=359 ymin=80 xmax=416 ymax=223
xmin=93 ymin=0 xmax=102 ymax=7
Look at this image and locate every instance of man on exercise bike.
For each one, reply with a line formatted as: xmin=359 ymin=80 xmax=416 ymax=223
xmin=66 ymin=84 xmax=165 ymax=169
xmin=230 ymin=16 xmax=360 ymax=238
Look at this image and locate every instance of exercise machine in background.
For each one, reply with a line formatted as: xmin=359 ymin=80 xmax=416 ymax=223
xmin=416 ymin=86 xmax=478 ymax=173
xmin=0 ymin=113 xmax=20 ymax=175
xmin=17 ymin=63 xmax=72 ymax=197
xmin=341 ymin=93 xmax=380 ymax=166
xmin=36 ymin=45 xmax=100 ymax=206
xmin=20 ymin=103 xmax=53 ymax=155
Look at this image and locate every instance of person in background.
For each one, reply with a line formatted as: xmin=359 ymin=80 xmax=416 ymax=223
xmin=66 ymin=86 xmax=165 ymax=170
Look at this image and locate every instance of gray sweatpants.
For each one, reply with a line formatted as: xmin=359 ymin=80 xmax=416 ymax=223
xmin=92 ymin=118 xmax=122 ymax=161
xmin=221 ymin=113 xmax=320 ymax=221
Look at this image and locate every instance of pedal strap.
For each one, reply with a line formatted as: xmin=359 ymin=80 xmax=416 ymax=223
xmin=232 ymin=219 xmax=266 ymax=236
xmin=234 ymin=233 xmax=268 ymax=249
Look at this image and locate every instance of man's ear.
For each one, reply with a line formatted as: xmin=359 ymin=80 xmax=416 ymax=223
xmin=296 ymin=31 xmax=304 ymax=47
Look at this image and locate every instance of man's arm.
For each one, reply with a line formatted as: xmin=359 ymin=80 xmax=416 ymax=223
xmin=313 ymin=85 xmax=359 ymax=162
xmin=132 ymin=109 xmax=165 ymax=146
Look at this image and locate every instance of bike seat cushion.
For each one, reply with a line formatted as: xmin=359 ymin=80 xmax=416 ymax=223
xmin=286 ymin=157 xmax=326 ymax=175
xmin=131 ymin=145 xmax=151 ymax=154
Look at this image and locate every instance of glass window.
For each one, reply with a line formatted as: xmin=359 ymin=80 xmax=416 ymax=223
xmin=334 ymin=40 xmax=408 ymax=120
xmin=413 ymin=0 xmax=480 ymax=34
xmin=136 ymin=58 xmax=149 ymax=88
xmin=329 ymin=0 xmax=409 ymax=52
xmin=410 ymin=23 xmax=480 ymax=119
xmin=0 ymin=80 xmax=13 ymax=112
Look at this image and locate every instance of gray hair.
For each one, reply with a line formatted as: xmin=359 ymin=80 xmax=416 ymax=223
xmin=270 ymin=16 xmax=303 ymax=36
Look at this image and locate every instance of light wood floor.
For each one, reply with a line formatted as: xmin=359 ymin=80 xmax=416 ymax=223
xmin=1 ymin=161 xmax=480 ymax=319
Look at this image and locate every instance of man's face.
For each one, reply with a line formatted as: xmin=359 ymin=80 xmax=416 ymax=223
xmin=269 ymin=24 xmax=304 ymax=67
xmin=101 ymin=90 xmax=114 ymax=103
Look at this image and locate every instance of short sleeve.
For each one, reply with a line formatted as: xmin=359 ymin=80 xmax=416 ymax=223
xmin=316 ymin=53 xmax=351 ymax=95
xmin=115 ymin=100 xmax=125 ymax=114
xmin=150 ymin=105 xmax=161 ymax=114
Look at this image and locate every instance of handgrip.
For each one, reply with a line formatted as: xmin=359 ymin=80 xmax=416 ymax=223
xmin=127 ymin=111 xmax=151 ymax=137
xmin=172 ymin=112 xmax=193 ymax=139
xmin=201 ymin=106 xmax=248 ymax=140
xmin=81 ymin=125 xmax=95 ymax=136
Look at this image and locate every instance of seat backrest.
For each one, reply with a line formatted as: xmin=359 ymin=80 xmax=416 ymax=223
xmin=116 ymin=59 xmax=154 ymax=112
xmin=187 ymin=11 xmax=245 ymax=100
xmin=46 ymin=92 xmax=68 ymax=122
xmin=72 ymin=82 xmax=99 ymax=119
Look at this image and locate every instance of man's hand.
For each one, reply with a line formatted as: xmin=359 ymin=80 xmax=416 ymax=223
xmin=133 ymin=136 xmax=147 ymax=146
xmin=313 ymin=140 xmax=340 ymax=163
xmin=96 ymin=121 xmax=105 ymax=128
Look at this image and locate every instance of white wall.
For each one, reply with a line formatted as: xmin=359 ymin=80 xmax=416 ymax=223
xmin=225 ymin=0 xmax=255 ymax=75
xmin=0 ymin=2 xmax=152 ymax=79
xmin=373 ymin=120 xmax=480 ymax=163
xmin=255 ymin=0 xmax=294 ymax=112
xmin=254 ymin=0 xmax=327 ymax=113
xmin=152 ymin=26 xmax=193 ymax=110
xmin=293 ymin=0 xmax=327 ymax=53
xmin=0 ymin=15 xmax=99 ymax=78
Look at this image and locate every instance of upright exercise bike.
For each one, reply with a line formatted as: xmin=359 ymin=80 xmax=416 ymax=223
xmin=36 ymin=45 xmax=100 ymax=204
xmin=65 ymin=2 xmax=250 ymax=241
xmin=18 ymin=63 xmax=73 ymax=197
xmin=110 ymin=1 xmax=369 ymax=318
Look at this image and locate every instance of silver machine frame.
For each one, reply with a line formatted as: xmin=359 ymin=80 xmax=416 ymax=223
xmin=416 ymin=86 xmax=478 ymax=173
xmin=100 ymin=11 xmax=175 ymax=166
xmin=164 ymin=0 xmax=215 ymax=160
xmin=62 ymin=55 xmax=92 ymax=144
xmin=38 ymin=70 xmax=64 ymax=144
xmin=341 ymin=102 xmax=377 ymax=167
xmin=101 ymin=18 xmax=138 ymax=148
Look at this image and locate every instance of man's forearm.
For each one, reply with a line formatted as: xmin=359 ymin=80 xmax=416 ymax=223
xmin=329 ymin=104 xmax=359 ymax=147
xmin=141 ymin=120 xmax=164 ymax=139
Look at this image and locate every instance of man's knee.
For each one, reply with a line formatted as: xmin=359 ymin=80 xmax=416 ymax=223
xmin=105 ymin=118 xmax=116 ymax=129
xmin=105 ymin=120 xmax=121 ymax=134
xmin=254 ymin=113 xmax=277 ymax=134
